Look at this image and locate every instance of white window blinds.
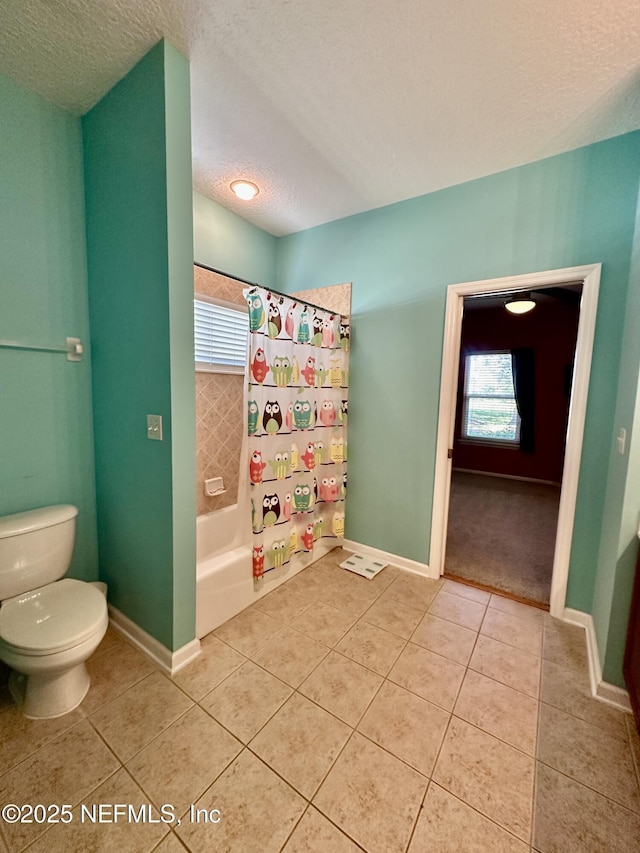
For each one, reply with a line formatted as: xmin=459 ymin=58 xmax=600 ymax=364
xmin=194 ymin=296 xmax=249 ymax=374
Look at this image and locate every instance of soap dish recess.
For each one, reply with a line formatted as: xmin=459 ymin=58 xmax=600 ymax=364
xmin=204 ymin=477 xmax=226 ymax=497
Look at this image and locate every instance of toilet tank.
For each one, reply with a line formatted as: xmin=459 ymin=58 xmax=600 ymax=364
xmin=0 ymin=505 xmax=78 ymax=601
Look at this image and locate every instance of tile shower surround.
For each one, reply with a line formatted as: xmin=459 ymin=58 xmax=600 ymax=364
xmin=194 ymin=266 xmax=246 ymax=516
xmin=1 ymin=550 xmax=639 ymax=851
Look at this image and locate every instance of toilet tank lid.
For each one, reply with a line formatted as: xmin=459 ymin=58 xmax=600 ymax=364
xmin=0 ymin=505 xmax=78 ymax=540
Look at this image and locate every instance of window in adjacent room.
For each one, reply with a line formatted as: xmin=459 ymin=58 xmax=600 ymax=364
xmin=462 ymin=351 xmax=521 ymax=444
xmin=194 ymin=295 xmax=249 ymax=374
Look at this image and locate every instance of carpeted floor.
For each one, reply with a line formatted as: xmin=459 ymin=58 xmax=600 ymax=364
xmin=445 ymin=471 xmax=561 ymax=605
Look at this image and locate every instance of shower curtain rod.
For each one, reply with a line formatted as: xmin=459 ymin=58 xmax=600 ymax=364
xmin=194 ymin=262 xmax=341 ymax=316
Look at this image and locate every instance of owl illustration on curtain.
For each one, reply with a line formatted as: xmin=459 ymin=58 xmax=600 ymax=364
xmin=289 ymin=526 xmax=298 ymax=555
xmin=290 ymin=441 xmax=300 ymax=472
xmin=263 ymin=401 xmax=283 ymax=434
xmin=297 ymin=308 xmax=310 ymax=343
xmin=322 ymin=317 xmax=335 ymax=348
xmin=340 ymin=322 xmax=350 ymax=351
xmin=332 ymin=511 xmax=345 ymax=537
xmin=313 ymin=441 xmax=324 ymax=468
xmin=293 ymin=400 xmax=313 ymax=429
xmin=311 ymin=313 xmax=323 ymax=346
xmin=293 ymin=483 xmax=313 ymax=512
xmin=301 ymin=357 xmax=316 ymax=387
xmin=271 ymin=356 xmax=293 ymax=388
xmin=340 ymin=400 xmax=348 ymax=424
xmin=267 ymin=297 xmax=283 ymax=339
xmin=251 ymin=348 xmax=269 ymax=384
xmin=285 ymin=402 xmax=294 ymax=431
xmin=314 ymin=516 xmax=324 ymax=540
xmin=252 ymin=546 xmax=264 ymax=578
xmin=341 ymin=471 xmax=347 ymax=499
xmin=262 ymin=494 xmax=281 ymax=527
xmin=285 ymin=303 xmax=296 ymax=339
xmin=315 ymin=362 xmax=329 ymax=387
xmin=268 ymin=451 xmax=290 ymax=480
xmin=247 ymin=293 xmax=265 ymax=332
xmin=250 ymin=451 xmax=266 ymax=484
xmin=300 ymin=442 xmax=315 ymax=471
xmin=283 ymin=492 xmax=292 ymax=521
xmin=302 ymin=523 xmax=315 ymax=551
xmin=330 ymin=434 xmax=344 ymax=463
xmin=329 ymin=358 xmax=342 ymax=388
xmin=267 ymin=539 xmax=288 ymax=569
xmin=319 ymin=400 xmax=336 ymax=427
xmin=319 ymin=477 xmax=339 ymax=502
xmin=248 ymin=400 xmax=259 ymax=435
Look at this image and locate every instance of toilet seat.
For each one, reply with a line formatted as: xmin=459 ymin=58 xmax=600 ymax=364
xmin=0 ymin=578 xmax=106 ymax=656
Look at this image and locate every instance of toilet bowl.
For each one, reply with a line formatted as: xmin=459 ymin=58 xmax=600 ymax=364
xmin=0 ymin=506 xmax=108 ymax=719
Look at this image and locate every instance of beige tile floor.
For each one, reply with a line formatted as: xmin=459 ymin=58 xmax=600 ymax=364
xmin=1 ymin=549 xmax=640 ymax=852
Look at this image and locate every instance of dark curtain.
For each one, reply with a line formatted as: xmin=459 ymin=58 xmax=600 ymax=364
xmin=512 ymin=348 xmax=535 ymax=453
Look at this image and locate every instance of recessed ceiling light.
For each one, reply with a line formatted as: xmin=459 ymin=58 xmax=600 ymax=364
xmin=505 ymin=292 xmax=536 ymax=314
xmin=230 ymin=180 xmax=259 ymax=200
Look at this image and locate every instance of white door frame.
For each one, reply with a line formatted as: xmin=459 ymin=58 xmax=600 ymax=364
xmin=429 ymin=264 xmax=601 ymax=618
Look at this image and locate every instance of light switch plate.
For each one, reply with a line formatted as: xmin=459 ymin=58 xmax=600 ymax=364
xmin=147 ymin=414 xmax=163 ymax=441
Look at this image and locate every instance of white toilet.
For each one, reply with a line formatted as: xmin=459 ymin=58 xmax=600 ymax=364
xmin=0 ymin=505 xmax=108 ymax=719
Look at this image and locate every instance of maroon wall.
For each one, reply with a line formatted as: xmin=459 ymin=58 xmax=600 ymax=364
xmin=453 ymin=298 xmax=580 ymax=482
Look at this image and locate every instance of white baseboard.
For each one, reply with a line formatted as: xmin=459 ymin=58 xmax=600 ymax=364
xmin=452 ymin=468 xmax=561 ymax=487
xmin=108 ymin=605 xmax=201 ymax=676
xmin=563 ymin=608 xmax=632 ymax=714
xmin=342 ymin=539 xmax=436 ymax=578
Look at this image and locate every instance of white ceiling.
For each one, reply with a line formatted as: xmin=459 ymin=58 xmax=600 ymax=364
xmin=2 ymin=1 xmax=640 ymax=236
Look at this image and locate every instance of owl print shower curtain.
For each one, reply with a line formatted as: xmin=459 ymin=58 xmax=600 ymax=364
xmin=244 ymin=286 xmax=349 ymax=580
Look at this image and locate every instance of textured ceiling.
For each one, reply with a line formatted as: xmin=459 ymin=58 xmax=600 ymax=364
xmin=2 ymin=1 xmax=640 ymax=236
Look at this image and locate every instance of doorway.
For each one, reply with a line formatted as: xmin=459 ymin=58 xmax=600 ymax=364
xmin=429 ymin=265 xmax=601 ymax=618
xmin=444 ymin=286 xmax=581 ymax=605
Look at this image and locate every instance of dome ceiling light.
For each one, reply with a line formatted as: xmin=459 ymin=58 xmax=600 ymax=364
xmin=505 ymin=292 xmax=536 ymax=315
xmin=230 ymin=180 xmax=259 ymax=200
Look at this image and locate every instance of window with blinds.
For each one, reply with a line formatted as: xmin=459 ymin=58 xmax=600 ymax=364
xmin=462 ymin=352 xmax=521 ymax=443
xmin=194 ymin=295 xmax=249 ymax=374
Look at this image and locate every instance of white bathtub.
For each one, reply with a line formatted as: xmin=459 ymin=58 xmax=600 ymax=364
xmin=195 ymin=367 xmax=335 ymax=637
xmin=196 ymin=498 xmax=334 ymax=638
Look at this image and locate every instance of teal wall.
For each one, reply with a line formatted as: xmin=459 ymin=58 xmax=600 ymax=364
xmin=165 ymin=44 xmax=197 ymax=649
xmin=277 ymin=133 xmax=640 ymax=626
xmin=83 ymin=41 xmax=195 ymax=651
xmin=594 ymin=188 xmax=640 ymax=686
xmin=193 ymin=191 xmax=277 ymax=287
xmin=0 ymin=72 xmax=98 ymax=582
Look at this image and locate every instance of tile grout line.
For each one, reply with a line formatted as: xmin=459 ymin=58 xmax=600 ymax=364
xmin=403 ymin=777 xmax=432 ymax=853
xmin=530 ymin=614 xmax=546 ymax=849
xmin=536 ymin=695 xmax=630 ymax=742
xmin=426 ymin=590 xmax=537 ymax=846
xmin=0 ymin=714 xmax=89 ymax=781
xmin=534 ymin=756 xmax=640 ymax=818
xmin=626 ymin=716 xmax=640 ymax=794
xmin=17 ymin=749 xmax=124 ymax=852
xmin=533 ymin=752 xmax=640 ymax=816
